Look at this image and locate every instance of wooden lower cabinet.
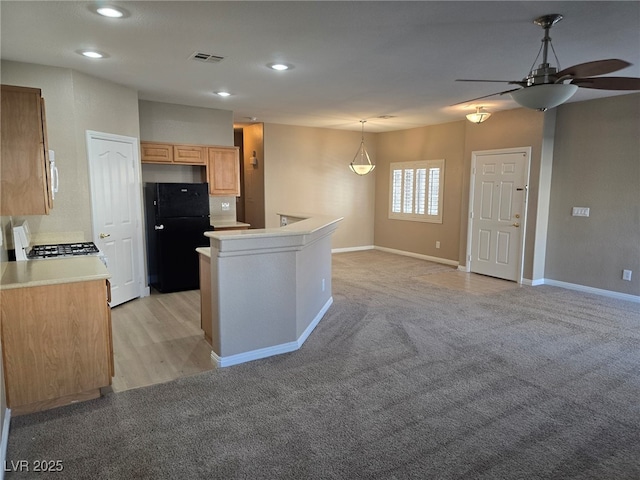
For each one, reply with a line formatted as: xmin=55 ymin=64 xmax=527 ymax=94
xmin=1 ymin=279 xmax=113 ymax=415
xmin=198 ymin=252 xmax=213 ymax=346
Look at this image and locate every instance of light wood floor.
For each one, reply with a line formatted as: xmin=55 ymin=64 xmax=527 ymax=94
xmin=109 ymin=268 xmax=518 ymax=393
xmin=110 ymin=289 xmax=214 ymax=393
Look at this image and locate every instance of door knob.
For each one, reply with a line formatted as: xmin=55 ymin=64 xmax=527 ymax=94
xmin=512 ymin=222 xmax=520 ymax=228
xmin=99 ymin=233 xmax=111 ymax=238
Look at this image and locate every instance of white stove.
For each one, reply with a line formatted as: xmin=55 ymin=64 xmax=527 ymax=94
xmin=27 ymin=242 xmax=101 ymax=259
xmin=12 ymin=220 xmax=105 ymax=264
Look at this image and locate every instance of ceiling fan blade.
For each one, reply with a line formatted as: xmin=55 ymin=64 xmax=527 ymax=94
xmin=456 ymin=79 xmax=523 ymax=83
xmin=571 ymin=76 xmax=640 ymax=90
xmin=450 ymin=88 xmax=521 ymax=106
xmin=556 ymin=59 xmax=632 ymax=79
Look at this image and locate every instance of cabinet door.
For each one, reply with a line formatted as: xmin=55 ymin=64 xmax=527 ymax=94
xmin=174 ymin=144 xmax=206 ymax=165
xmin=208 ymin=146 xmax=240 ymax=196
xmin=0 ymin=85 xmax=51 ymax=215
xmin=141 ymin=142 xmax=173 ymax=163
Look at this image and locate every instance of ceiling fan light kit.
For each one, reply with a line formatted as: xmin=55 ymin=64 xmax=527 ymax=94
xmin=510 ymin=83 xmax=579 ymax=111
xmin=455 ymin=13 xmax=640 ymax=113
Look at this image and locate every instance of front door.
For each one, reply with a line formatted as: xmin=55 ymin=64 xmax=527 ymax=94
xmin=86 ymin=131 xmax=144 ymax=306
xmin=469 ymin=148 xmax=530 ymax=282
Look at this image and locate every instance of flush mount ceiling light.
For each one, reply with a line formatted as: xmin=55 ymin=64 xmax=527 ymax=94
xmin=466 ymin=106 xmax=492 ymax=124
xmin=78 ymin=49 xmax=107 ymax=59
xmin=268 ymin=63 xmax=293 ymax=71
xmin=349 ymin=120 xmax=375 ymax=176
xmin=96 ymin=6 xmax=125 ymax=18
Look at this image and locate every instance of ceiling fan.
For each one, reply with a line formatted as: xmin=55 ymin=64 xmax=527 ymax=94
xmin=455 ymin=14 xmax=640 ymax=111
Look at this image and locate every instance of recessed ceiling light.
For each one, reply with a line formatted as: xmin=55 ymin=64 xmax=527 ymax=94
xmin=96 ymin=6 xmax=125 ymax=18
xmin=216 ymin=91 xmax=232 ymax=97
xmin=268 ymin=63 xmax=293 ymax=71
xmin=80 ymin=50 xmax=105 ymax=59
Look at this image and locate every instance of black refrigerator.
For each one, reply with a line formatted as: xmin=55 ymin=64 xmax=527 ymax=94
xmin=144 ymin=182 xmax=213 ymax=293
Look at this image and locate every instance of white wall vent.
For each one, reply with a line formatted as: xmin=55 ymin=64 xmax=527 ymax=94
xmin=190 ymin=52 xmax=225 ymax=63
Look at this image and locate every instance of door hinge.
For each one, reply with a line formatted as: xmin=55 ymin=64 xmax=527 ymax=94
xmin=470 ymin=211 xmax=474 ymax=219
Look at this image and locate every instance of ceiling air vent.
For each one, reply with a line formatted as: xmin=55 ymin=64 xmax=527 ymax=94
xmin=190 ymin=52 xmax=225 ymax=63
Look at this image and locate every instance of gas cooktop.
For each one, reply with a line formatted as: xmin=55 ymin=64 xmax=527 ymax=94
xmin=27 ymin=242 xmax=100 ymax=259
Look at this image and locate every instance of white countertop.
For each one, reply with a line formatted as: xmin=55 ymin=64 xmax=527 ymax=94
xmin=204 ymin=214 xmax=343 ymax=256
xmin=0 ymin=256 xmax=110 ymax=290
xmin=196 ymin=247 xmax=211 ymax=257
xmin=211 ymin=220 xmax=251 ymax=230
xmin=205 ymin=214 xmax=342 ymax=241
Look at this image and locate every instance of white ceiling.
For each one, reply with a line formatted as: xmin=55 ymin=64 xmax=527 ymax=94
xmin=2 ymin=1 xmax=639 ymax=132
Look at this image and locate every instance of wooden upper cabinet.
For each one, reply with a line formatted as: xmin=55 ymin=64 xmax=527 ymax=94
xmin=208 ymin=146 xmax=240 ymax=196
xmin=140 ymin=142 xmax=173 ymax=164
xmin=141 ymin=142 xmax=206 ymax=166
xmin=174 ymin=144 xmax=206 ymax=165
xmin=140 ymin=141 xmax=240 ymax=196
xmin=1 ymin=84 xmax=53 ymax=215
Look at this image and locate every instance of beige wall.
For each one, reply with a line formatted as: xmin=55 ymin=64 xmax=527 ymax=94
xmin=373 ymin=108 xmax=544 ymax=273
xmin=375 ymin=121 xmax=466 ymax=261
xmin=138 ymin=100 xmax=234 ymax=216
xmin=545 ymin=93 xmax=640 ymax=295
xmin=264 ymin=124 xmax=375 ymax=249
xmin=462 ymin=107 xmax=545 ymax=279
xmin=1 ymin=60 xmax=140 ymax=240
xmin=138 ymin=100 xmax=232 ymax=146
xmin=242 ymin=124 xmax=265 ymax=229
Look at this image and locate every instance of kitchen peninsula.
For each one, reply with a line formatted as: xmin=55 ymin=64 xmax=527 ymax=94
xmin=201 ymin=214 xmax=342 ymax=367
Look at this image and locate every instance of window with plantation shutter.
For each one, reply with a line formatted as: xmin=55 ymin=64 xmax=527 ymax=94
xmin=389 ymin=159 xmax=444 ymax=223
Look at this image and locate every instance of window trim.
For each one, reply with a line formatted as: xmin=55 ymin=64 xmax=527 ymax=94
xmin=388 ymin=159 xmax=445 ymax=223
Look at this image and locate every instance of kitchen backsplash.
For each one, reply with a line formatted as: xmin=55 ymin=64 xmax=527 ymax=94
xmin=209 ymin=196 xmax=237 ymax=222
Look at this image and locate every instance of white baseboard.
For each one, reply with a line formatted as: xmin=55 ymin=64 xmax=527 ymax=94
xmin=521 ymin=278 xmax=545 ymax=286
xmin=541 ymin=279 xmax=640 ymax=303
xmin=0 ymin=407 xmax=11 ymax=480
xmin=458 ymin=265 xmax=470 ymax=273
xmin=332 ymin=245 xmax=374 ymax=254
xmin=211 ymin=297 xmax=333 ymax=368
xmin=374 ymin=246 xmax=459 ymax=267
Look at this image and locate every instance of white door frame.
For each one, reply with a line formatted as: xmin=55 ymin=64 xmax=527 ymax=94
xmin=86 ymin=130 xmax=147 ymax=300
xmin=465 ymin=146 xmax=531 ymax=284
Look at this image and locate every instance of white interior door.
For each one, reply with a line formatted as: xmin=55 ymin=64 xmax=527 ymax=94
xmin=469 ymin=148 xmax=530 ymax=282
xmin=86 ymin=131 xmax=144 ymax=307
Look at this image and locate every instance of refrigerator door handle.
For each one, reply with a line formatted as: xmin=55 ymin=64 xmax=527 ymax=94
xmin=155 ymin=224 xmax=165 ymax=230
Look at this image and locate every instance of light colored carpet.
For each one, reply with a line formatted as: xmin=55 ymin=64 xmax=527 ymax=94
xmin=6 ymin=250 xmax=640 ymax=479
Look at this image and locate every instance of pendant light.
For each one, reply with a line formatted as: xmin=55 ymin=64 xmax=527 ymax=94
xmin=466 ymin=106 xmax=492 ymax=124
xmin=350 ymin=120 xmax=375 ymax=176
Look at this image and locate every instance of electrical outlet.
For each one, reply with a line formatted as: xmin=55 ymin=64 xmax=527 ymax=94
xmin=435 ymin=241 xmax=441 ymax=249
xmin=622 ymin=270 xmax=632 ymax=281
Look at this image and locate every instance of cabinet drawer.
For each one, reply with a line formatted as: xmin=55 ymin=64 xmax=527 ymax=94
xmin=174 ymin=145 xmax=206 ymax=165
xmin=141 ymin=142 xmax=173 ymax=163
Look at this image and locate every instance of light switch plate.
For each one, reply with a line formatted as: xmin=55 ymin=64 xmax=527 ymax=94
xmin=572 ymin=207 xmax=590 ymax=217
